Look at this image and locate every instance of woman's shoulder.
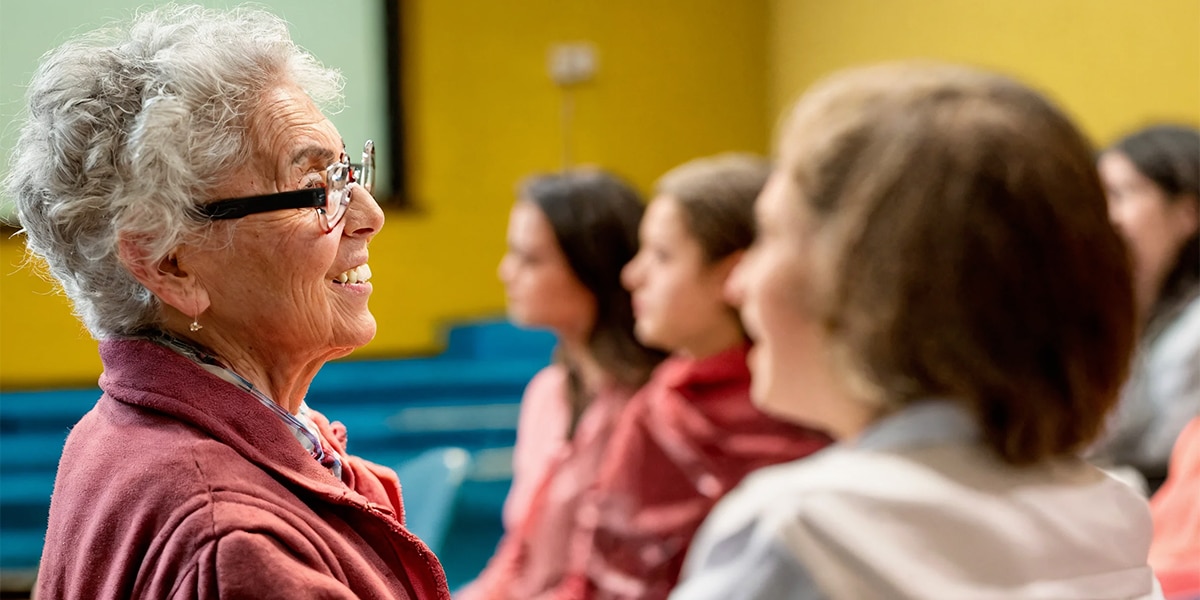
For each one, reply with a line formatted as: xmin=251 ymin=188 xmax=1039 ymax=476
xmin=58 ymin=395 xmax=300 ymax=514
xmin=697 ymin=445 xmax=1155 ymax=598
xmin=516 ymin=364 xmax=571 ymax=423
xmin=526 ymin=363 xmax=569 ymax=395
xmin=709 ymin=442 xmax=1151 ymax=537
xmin=60 ymin=395 xmax=236 ymax=484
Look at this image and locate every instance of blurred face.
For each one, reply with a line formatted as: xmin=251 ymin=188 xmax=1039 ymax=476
xmin=1099 ymin=151 xmax=1200 ymax=313
xmin=622 ymin=196 xmax=741 ymax=357
xmin=497 ymin=201 xmax=597 ymax=339
xmin=184 ymin=84 xmax=385 ymax=371
xmin=725 ymin=172 xmax=847 ymax=432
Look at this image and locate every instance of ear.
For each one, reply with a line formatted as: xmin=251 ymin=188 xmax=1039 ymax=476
xmin=117 ymin=233 xmax=210 ymax=318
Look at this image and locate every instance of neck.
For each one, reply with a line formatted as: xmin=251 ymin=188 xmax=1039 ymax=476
xmin=676 ymin=312 xmax=746 ymax=360
xmin=558 ymin=335 xmax=612 ymax=393
xmin=829 ymin=401 xmax=886 ymax=442
xmin=160 ymin=323 xmax=329 ymax=414
xmin=1135 ymin=269 xmax=1168 ymax=325
xmin=802 ymin=368 xmax=887 ymax=442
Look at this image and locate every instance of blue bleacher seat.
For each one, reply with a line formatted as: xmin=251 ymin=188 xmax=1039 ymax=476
xmin=395 ymin=447 xmax=473 ymax=554
xmin=440 ymin=318 xmax=556 ymax=361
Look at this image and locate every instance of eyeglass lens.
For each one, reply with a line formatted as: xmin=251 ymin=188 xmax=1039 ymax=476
xmin=318 ymin=140 xmax=374 ymax=233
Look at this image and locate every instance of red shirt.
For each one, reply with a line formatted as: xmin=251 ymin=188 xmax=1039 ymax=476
xmin=569 ymin=343 xmax=831 ymax=599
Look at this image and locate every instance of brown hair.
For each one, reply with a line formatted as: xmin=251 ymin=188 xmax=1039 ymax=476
xmin=779 ymin=63 xmax=1136 ymax=465
xmin=655 ymin=153 xmax=771 ymax=263
xmin=520 ymin=170 xmax=667 ymax=433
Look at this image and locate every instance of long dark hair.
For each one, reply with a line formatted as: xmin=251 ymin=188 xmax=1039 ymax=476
xmin=1110 ymin=124 xmax=1200 ymax=333
xmin=519 ymin=170 xmax=667 ymax=434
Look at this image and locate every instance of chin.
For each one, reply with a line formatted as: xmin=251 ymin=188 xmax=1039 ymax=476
xmin=337 ymin=315 xmax=377 ymax=351
xmin=634 ymin=322 xmax=665 ymax=349
xmin=749 ymin=380 xmax=772 ymax=411
xmin=751 ymin=378 xmax=788 ymax=416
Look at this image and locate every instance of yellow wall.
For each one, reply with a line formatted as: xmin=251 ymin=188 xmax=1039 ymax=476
xmin=0 ymin=0 xmax=768 ymax=389
xmin=8 ymin=0 xmax=1194 ymax=389
xmin=768 ymin=0 xmax=1200 ymax=147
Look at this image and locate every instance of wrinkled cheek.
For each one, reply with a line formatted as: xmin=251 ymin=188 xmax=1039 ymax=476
xmin=290 ymin=285 xmax=333 ymax=336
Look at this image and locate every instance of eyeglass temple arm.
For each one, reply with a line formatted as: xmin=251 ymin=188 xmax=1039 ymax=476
xmin=197 ymin=188 xmax=327 ymax=220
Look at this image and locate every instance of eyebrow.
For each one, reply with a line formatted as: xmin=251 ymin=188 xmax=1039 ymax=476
xmin=289 ymin=142 xmax=341 ymax=167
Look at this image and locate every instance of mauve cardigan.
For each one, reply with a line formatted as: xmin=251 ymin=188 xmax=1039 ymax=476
xmin=36 ymin=337 xmax=450 ymax=600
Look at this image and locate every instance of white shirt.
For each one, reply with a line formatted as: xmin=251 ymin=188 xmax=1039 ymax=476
xmin=670 ymin=401 xmax=1162 ymax=600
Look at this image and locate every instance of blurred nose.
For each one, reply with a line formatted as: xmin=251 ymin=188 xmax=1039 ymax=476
xmin=498 ymin=254 xmax=515 ymax=285
xmin=620 ymin=254 xmax=642 ymax=291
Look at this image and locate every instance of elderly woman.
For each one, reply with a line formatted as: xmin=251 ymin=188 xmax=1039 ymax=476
xmin=669 ymin=63 xmax=1160 ymax=599
xmin=6 ymin=6 xmax=448 ymax=599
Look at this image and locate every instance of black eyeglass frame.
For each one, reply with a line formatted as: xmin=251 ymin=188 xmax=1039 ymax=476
xmin=195 ymin=140 xmax=375 ymax=225
xmin=197 ymin=187 xmax=328 ymax=220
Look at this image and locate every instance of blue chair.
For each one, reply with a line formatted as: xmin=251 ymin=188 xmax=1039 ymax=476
xmin=395 ymin=447 xmax=472 ymax=554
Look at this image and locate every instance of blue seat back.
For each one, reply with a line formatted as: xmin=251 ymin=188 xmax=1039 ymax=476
xmin=395 ymin=446 xmax=473 ymax=553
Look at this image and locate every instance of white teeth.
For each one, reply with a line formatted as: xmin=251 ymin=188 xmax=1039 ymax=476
xmin=334 ymin=264 xmax=371 ymax=284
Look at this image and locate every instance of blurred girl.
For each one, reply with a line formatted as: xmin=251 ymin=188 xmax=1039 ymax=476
xmin=460 ymin=170 xmax=665 ymax=600
xmin=1092 ymin=124 xmax=1200 ymax=490
xmin=559 ymin=155 xmax=830 ymax=599
xmin=671 ymin=63 xmax=1158 ymax=599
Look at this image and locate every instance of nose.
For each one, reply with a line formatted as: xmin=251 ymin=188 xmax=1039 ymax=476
xmin=498 ymin=253 xmax=514 ymax=284
xmin=621 ymin=254 xmax=642 ymax=291
xmin=343 ymin=183 xmax=385 ymax=238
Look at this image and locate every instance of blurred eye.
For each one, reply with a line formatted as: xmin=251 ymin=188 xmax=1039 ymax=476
xmin=508 ymin=247 xmax=539 ymax=266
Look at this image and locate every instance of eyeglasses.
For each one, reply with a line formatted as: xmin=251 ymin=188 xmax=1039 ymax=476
xmin=198 ymin=140 xmax=375 ymax=234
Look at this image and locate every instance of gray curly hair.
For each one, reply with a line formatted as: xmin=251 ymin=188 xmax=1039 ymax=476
xmin=4 ymin=4 xmax=343 ymax=338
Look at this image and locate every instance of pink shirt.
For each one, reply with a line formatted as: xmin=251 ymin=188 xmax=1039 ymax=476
xmin=459 ymin=365 xmax=635 ymax=600
xmin=503 ymin=367 xmax=573 ymax=530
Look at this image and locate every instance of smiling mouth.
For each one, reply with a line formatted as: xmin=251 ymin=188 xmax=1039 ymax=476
xmin=333 ymin=264 xmax=372 ymax=284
